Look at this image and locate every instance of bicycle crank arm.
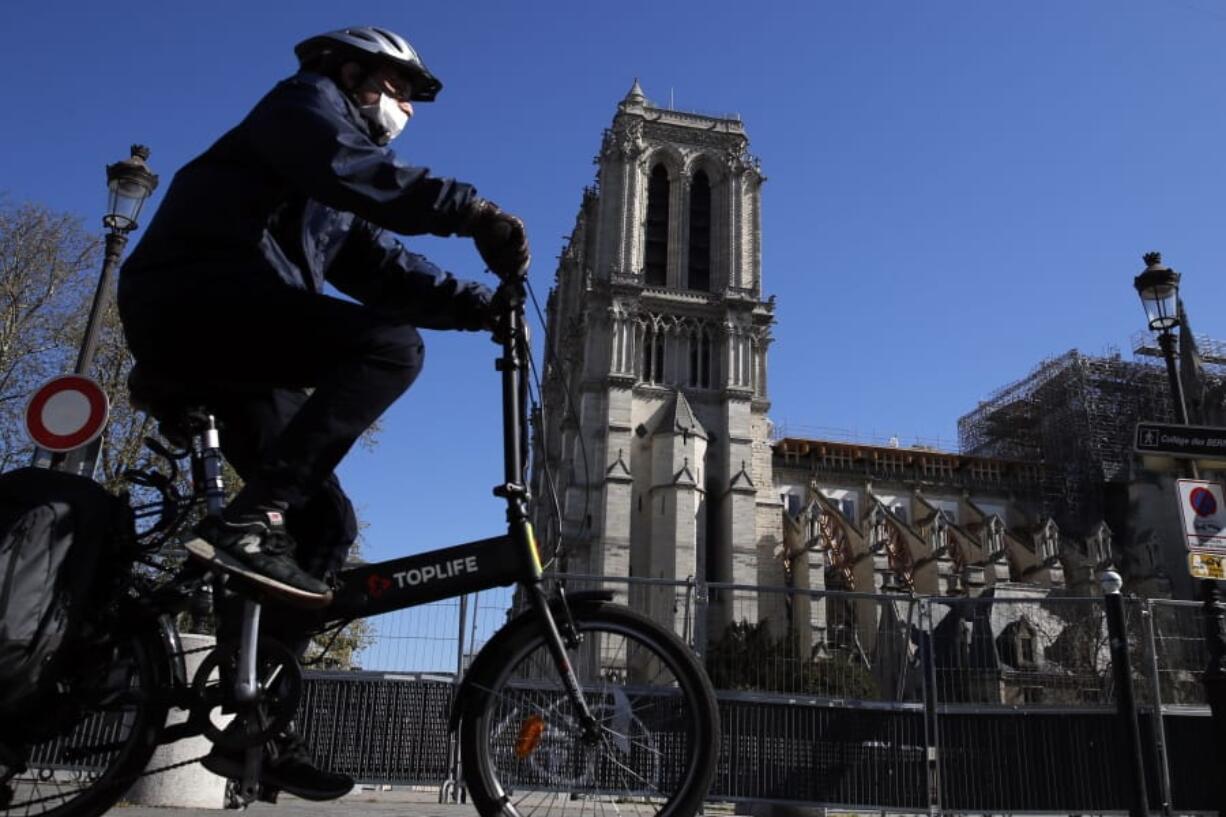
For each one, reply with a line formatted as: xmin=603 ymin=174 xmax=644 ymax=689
xmin=239 ymin=740 xmax=263 ymax=804
xmin=235 ymin=600 xmax=261 ymax=703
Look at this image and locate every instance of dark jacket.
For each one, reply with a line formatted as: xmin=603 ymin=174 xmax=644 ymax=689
xmin=118 ymin=71 xmax=491 ymax=330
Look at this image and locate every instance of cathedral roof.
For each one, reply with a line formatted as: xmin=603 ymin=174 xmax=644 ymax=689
xmin=655 ymin=389 xmax=707 ymax=441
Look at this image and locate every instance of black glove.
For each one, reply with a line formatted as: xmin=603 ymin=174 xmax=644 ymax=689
xmin=453 ymin=287 xmax=495 ymax=332
xmin=484 ymin=283 xmax=515 ymax=343
xmin=458 ymin=198 xmax=531 ymax=279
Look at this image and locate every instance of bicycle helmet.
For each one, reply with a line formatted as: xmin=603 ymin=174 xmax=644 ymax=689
xmin=294 ymin=26 xmax=443 ymax=102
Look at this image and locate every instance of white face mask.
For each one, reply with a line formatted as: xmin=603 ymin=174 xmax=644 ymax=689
xmin=358 ymin=92 xmax=408 ymax=144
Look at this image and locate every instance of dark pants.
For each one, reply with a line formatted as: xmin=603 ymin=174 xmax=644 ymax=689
xmin=120 ymin=275 xmax=425 ymax=649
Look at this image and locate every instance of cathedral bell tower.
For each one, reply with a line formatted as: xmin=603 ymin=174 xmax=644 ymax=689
xmin=534 ymin=81 xmax=780 ymax=631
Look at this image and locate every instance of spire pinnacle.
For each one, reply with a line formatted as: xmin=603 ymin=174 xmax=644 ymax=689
xmin=624 ymin=78 xmax=646 ymax=106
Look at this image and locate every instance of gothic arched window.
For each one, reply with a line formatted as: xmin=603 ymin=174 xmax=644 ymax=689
xmin=644 ymin=164 xmax=669 ymax=286
xmin=641 ymin=324 xmax=665 ymax=385
xmin=688 ymin=170 xmax=711 ymax=291
xmin=688 ymin=326 xmax=712 ymax=388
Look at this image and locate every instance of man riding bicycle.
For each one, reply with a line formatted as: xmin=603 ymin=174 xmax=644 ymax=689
xmin=117 ymin=26 xmax=530 ymax=801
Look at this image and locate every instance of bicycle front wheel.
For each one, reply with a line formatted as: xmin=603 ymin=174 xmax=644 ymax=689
xmin=459 ymin=602 xmax=718 ymax=817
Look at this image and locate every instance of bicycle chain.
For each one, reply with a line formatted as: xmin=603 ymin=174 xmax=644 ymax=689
xmin=7 ymin=752 xmax=212 ymax=811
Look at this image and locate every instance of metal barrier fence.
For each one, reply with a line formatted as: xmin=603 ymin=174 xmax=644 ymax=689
xmin=283 ymin=579 xmax=1221 ymax=814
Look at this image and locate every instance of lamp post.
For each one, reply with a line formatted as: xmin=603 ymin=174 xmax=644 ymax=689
xmin=1134 ymin=252 xmax=1194 ymax=436
xmin=35 ymin=145 xmax=158 ymax=475
xmin=1102 ymin=569 xmax=1150 ymax=817
xmin=1133 ymin=252 xmax=1226 ymax=815
xmin=77 ymin=145 xmax=159 ymax=377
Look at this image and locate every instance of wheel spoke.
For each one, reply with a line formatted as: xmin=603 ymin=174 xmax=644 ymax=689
xmin=599 ymin=734 xmax=664 ymax=794
xmin=3 ymin=634 xmax=160 ymax=817
xmin=598 ymin=725 xmax=666 ymax=762
xmin=463 ymin=612 xmax=714 ymax=817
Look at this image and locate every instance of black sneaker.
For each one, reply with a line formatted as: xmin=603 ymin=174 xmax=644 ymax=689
xmin=184 ymin=512 xmax=332 ymax=608
xmin=201 ymin=732 xmax=353 ymax=802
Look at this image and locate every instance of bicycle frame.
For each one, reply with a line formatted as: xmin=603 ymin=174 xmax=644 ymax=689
xmin=298 ymin=273 xmax=600 ymax=734
xmin=315 ymin=276 xmax=545 ymax=624
xmin=326 ymin=534 xmax=521 ymax=619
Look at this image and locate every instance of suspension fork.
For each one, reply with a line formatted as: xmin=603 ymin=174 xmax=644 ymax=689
xmin=199 ymin=415 xmax=226 ymax=517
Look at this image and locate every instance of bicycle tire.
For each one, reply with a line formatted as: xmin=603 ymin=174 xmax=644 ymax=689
xmin=1 ymin=625 xmax=169 ymax=817
xmin=459 ymin=601 xmax=718 ymax=817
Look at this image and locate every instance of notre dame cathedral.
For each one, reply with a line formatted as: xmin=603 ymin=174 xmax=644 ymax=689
xmin=532 ymin=80 xmax=785 ymax=629
xmin=534 ymin=82 xmax=1126 ymax=651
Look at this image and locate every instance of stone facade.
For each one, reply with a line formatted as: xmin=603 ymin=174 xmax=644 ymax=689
xmin=533 ymin=82 xmax=777 ymax=632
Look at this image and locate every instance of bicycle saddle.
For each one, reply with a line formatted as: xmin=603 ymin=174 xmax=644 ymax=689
xmin=127 ymin=364 xmax=236 ymax=448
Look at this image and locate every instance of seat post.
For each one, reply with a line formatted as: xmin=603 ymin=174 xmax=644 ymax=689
xmin=201 ymin=415 xmax=226 ymax=517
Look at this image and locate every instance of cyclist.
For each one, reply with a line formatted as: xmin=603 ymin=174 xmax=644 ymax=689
xmin=117 ymin=26 xmax=529 ymax=800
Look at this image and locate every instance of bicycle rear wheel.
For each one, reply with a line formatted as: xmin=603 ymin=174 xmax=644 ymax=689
xmin=459 ymin=602 xmax=718 ymax=817
xmin=0 ymin=628 xmax=168 ymax=817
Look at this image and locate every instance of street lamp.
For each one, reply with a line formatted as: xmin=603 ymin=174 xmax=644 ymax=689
xmin=76 ymin=145 xmax=158 ymax=376
xmin=1101 ymin=570 xmax=1149 ymax=817
xmin=1134 ymin=252 xmax=1191 ymax=426
xmin=1134 ymin=252 xmax=1181 ymax=333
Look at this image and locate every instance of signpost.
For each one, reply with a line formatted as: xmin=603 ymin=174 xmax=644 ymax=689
xmin=1136 ymin=421 xmax=1226 ymax=460
xmin=25 ymin=375 xmax=110 ymax=472
xmin=1175 ymin=479 xmax=1226 ymax=579
xmin=1190 ymin=552 xmax=1226 ymax=581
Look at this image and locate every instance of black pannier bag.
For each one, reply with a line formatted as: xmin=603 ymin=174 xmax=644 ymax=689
xmin=0 ymin=466 xmax=133 ymax=741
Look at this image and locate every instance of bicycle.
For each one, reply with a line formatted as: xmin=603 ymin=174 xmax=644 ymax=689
xmin=0 ymin=266 xmax=720 ymax=817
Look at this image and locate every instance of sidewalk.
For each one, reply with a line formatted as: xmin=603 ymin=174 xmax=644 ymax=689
xmin=109 ymin=789 xmax=477 ymax=817
xmin=108 ymin=789 xmax=756 ymax=817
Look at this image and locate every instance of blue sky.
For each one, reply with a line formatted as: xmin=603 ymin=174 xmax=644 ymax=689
xmin=3 ymin=0 xmax=1226 ymax=566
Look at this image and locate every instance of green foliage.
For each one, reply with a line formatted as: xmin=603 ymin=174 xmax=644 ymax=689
xmin=706 ymin=619 xmax=880 ymax=699
xmin=304 ymin=618 xmax=376 ymax=670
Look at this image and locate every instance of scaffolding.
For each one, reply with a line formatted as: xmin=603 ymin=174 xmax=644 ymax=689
xmin=957 ymin=349 xmax=1194 ymax=534
xmin=1131 ymin=330 xmax=1226 ymax=368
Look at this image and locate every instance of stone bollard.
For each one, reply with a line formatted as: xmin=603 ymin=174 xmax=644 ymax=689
xmin=127 ymin=632 xmax=231 ymax=808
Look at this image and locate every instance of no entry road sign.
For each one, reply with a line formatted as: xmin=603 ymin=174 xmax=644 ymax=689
xmin=1136 ymin=421 xmax=1226 ymax=459
xmin=24 ymin=375 xmax=109 ymax=453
